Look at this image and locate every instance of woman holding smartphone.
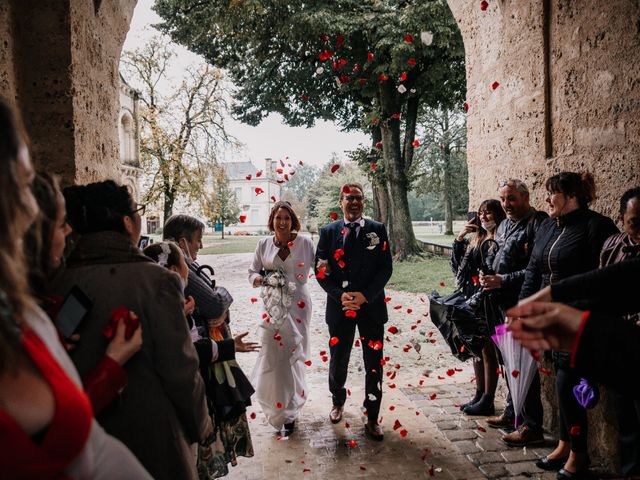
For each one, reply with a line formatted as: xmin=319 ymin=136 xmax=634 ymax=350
xmin=451 ymin=199 xmax=506 ymax=415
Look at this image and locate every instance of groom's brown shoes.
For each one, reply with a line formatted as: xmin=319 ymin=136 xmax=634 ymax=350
xmin=365 ymin=421 xmax=384 ymax=441
xmin=330 ymin=405 xmax=343 ymax=424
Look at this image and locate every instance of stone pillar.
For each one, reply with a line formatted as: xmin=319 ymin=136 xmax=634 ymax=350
xmin=448 ymin=0 xmax=640 ymax=471
xmin=0 ymin=0 xmax=137 ymax=185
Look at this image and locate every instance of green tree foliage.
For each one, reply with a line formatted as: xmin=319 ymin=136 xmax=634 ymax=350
xmin=203 ymin=163 xmax=240 ymax=239
xmin=306 ymin=155 xmax=372 ymax=232
xmin=413 ymin=107 xmax=468 ymax=233
xmin=153 ymin=0 xmax=465 ymax=259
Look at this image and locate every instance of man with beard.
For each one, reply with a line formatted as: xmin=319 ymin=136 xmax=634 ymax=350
xmin=315 ymin=183 xmax=393 ymax=441
xmin=480 ymin=179 xmax=548 ymax=446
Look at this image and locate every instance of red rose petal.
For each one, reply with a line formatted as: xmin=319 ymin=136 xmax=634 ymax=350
xmin=367 ymin=52 xmax=374 ymax=61
xmin=347 ymin=440 xmax=358 ymax=448
xmin=256 ymin=170 xmax=263 ymax=177
xmin=400 ymin=72 xmax=407 ymax=81
xmin=250 ymin=297 xmax=258 ymax=303
xmin=305 ymin=360 xmax=312 ymax=366
xmin=400 ymin=429 xmax=408 ymax=438
xmin=492 ymin=81 xmax=500 ymax=90
xmin=389 ymin=405 xmax=395 ymax=411
xmin=345 ymin=310 xmax=357 ymax=318
xmin=329 ymin=336 xmax=340 ymax=347
xmin=387 ymin=326 xmax=399 ymax=334
xmin=439 ymin=282 xmax=445 ymax=287
xmin=329 ymin=212 xmax=338 ymax=220
xmin=407 ymin=58 xmax=417 ymax=66
xmin=464 ymin=101 xmax=469 ymax=112
xmin=330 ymin=164 xmax=340 ymax=173
xmin=570 ymin=425 xmax=581 ymax=436
xmin=446 ymin=369 xmax=455 ymax=376
xmin=250 ymin=412 xmax=256 ymax=419
xmin=383 ymin=241 xmax=387 ymax=251
xmin=412 ymin=140 xmax=420 ymax=147
xmin=430 ymin=393 xmax=437 ymax=400
xmin=480 ymin=0 xmax=489 ymax=11
xmin=393 ymin=419 xmax=402 ymax=430
xmin=254 ymin=187 xmax=264 ymax=195
xmin=277 ymin=402 xmax=283 ymax=409
xmin=511 ymin=369 xmax=520 ymax=378
xmin=297 ymin=301 xmax=306 ymax=309
xmin=428 ymin=465 xmax=435 ymax=476
xmin=405 ymin=34 xmax=413 ymax=43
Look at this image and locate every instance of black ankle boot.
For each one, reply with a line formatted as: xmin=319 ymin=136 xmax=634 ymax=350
xmin=463 ymin=394 xmax=495 ymax=416
xmin=460 ymin=390 xmax=484 ymax=411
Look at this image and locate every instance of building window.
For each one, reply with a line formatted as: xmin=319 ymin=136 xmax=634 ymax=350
xmin=234 ymin=187 xmax=242 ymax=203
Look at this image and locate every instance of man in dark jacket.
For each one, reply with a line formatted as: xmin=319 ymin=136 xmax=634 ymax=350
xmin=315 ymin=183 xmax=393 ymax=440
xmin=479 ymin=179 xmax=548 ymax=444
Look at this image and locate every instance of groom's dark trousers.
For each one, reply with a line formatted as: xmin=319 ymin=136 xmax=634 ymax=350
xmin=316 ymin=219 xmax=392 ymax=421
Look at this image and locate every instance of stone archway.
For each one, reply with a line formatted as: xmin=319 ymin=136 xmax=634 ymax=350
xmin=0 ymin=0 xmax=137 ymax=184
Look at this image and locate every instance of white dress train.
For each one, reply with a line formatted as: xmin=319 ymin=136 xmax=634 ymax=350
xmin=248 ymin=235 xmax=314 ymax=430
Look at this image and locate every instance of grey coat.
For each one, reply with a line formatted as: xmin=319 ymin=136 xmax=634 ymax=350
xmin=52 ymin=231 xmax=209 ymax=480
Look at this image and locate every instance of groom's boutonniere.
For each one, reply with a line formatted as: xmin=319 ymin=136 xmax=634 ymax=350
xmin=365 ymin=232 xmax=380 ymax=250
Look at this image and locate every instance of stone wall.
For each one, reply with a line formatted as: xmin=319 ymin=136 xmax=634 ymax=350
xmin=0 ymin=0 xmax=136 ymax=185
xmin=448 ymin=0 xmax=640 ymax=219
xmin=448 ymin=0 xmax=640 ymax=470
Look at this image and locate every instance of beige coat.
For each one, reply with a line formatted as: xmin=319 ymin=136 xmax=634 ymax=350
xmin=53 ymin=231 xmax=209 ymax=480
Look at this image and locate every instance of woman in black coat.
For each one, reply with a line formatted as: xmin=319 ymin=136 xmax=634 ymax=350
xmin=451 ymin=199 xmax=505 ymax=415
xmin=519 ymin=172 xmax=618 ymax=479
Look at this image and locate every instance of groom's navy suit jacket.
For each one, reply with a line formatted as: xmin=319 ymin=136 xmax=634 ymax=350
xmin=315 ymin=219 xmax=393 ymax=324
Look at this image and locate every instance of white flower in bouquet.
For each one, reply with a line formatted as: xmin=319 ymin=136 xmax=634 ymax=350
xmin=260 ymin=269 xmax=296 ymax=331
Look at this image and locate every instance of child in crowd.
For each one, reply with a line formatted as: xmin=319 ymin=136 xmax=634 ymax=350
xmin=144 ymin=242 xmax=254 ymax=479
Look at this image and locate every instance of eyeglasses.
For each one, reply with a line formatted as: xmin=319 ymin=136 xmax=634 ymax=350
xmin=478 ymin=210 xmax=493 ymax=217
xmin=133 ymin=204 xmax=146 ymax=216
xmin=344 ymin=195 xmax=364 ymax=202
xmin=498 ymin=180 xmax=509 ymax=188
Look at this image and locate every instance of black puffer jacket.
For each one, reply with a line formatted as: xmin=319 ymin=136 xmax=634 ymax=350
xmin=519 ymin=207 xmax=618 ymax=368
xmin=491 ymin=208 xmax=549 ymax=309
xmin=519 ymin=208 xmax=619 ymax=299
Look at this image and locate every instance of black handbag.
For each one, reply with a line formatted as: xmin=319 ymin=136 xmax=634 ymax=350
xmin=428 ymin=290 xmax=488 ymax=361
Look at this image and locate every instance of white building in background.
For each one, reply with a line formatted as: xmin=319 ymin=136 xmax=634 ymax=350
xmin=224 ymin=158 xmax=285 ymax=233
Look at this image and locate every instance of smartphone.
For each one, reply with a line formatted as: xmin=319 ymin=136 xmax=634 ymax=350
xmin=467 ymin=211 xmax=478 ymax=222
xmin=55 ymin=286 xmax=92 ymax=338
xmin=138 ymin=235 xmax=151 ymax=249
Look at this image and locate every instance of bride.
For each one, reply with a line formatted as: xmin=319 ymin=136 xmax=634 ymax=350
xmin=248 ymin=201 xmax=314 ymax=435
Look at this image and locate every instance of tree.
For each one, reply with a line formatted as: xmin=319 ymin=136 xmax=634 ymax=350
xmin=282 ymin=163 xmax=320 ymax=202
xmin=120 ymin=35 xmax=235 ymax=220
xmin=306 ymin=156 xmax=373 ymax=232
xmin=154 ymin=0 xmax=465 ymax=259
xmin=413 ymin=107 xmax=468 ymax=234
xmin=203 ymin=163 xmax=240 ymax=239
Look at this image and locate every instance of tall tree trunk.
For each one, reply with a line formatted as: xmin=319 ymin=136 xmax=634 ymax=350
xmin=443 ymin=146 xmax=454 ymax=235
xmin=378 ymin=83 xmax=420 ymax=261
xmin=370 ymin=126 xmax=390 ymax=224
xmin=163 ymin=186 xmax=174 ymax=222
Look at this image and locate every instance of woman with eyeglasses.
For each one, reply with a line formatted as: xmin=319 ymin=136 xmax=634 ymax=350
xmin=51 ymin=180 xmax=212 ymax=480
xmin=452 ymin=199 xmax=506 ymax=416
xmin=23 ymin=172 xmax=143 ymax=414
xmin=519 ymin=172 xmax=618 ymax=479
xmin=248 ymin=201 xmax=315 ymax=436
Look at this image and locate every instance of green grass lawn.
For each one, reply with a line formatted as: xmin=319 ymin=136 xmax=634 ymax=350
xmin=387 ymin=253 xmax=455 ymax=295
xmin=198 ymin=232 xmax=457 ymax=296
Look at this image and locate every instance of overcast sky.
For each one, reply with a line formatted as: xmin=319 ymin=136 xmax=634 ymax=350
xmin=123 ymin=0 xmax=370 ymax=171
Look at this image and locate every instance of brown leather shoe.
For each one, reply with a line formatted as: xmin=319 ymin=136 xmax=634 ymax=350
xmin=501 ymin=425 xmax=544 ymax=447
xmin=365 ymin=421 xmax=384 ymax=441
xmin=329 ymin=405 xmax=343 ymax=424
xmin=486 ymin=413 xmax=515 ymax=429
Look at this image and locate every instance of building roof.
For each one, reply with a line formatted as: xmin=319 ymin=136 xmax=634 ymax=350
xmin=223 ymin=161 xmax=258 ymax=180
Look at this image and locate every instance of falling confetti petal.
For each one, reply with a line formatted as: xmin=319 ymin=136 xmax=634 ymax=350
xmin=379 ymin=74 xmax=388 ymax=81
xmin=400 ymin=429 xmax=408 ymax=438
xmin=254 ymin=187 xmax=264 ymax=195
xmin=305 ymin=360 xmax=312 ymax=366
xmin=347 ymin=440 xmax=358 ymax=448
xmin=480 ymin=0 xmax=489 ymax=11
xmin=330 ymin=212 xmax=338 ymax=220
xmin=407 ymin=58 xmax=417 ymax=66
xmin=250 ymin=412 xmax=256 ymax=419
xmin=430 ymin=393 xmax=437 ymax=400
xmin=250 ymin=298 xmax=258 ymax=303
xmin=297 ymin=301 xmax=306 ymax=309
xmin=393 ymin=420 xmax=402 ymax=430
xmin=421 ymin=31 xmax=434 ymax=45
xmin=329 ymin=336 xmax=340 ymax=347
xmin=330 ymin=164 xmax=341 ymax=173
xmin=245 ymin=174 xmax=252 ymax=180
xmin=570 ymin=425 xmax=581 ymax=436
xmin=511 ymin=369 xmax=520 ymax=378
xmin=239 ymin=215 xmax=247 ymax=223
xmin=387 ymin=326 xmax=399 ymax=334
xmin=367 ymin=52 xmax=374 ymax=61
xmin=277 ymin=402 xmax=283 ymax=409
xmin=492 ymin=81 xmax=500 ymax=90
xmin=345 ymin=310 xmax=357 ymax=318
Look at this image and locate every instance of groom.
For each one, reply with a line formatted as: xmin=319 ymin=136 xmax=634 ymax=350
xmin=315 ymin=183 xmax=393 ymax=440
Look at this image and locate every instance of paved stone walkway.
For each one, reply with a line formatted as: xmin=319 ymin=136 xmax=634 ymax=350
xmin=202 ymin=252 xmax=556 ymax=479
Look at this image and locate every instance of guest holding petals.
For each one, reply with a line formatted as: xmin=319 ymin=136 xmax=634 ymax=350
xmin=249 ymin=201 xmax=315 ymax=435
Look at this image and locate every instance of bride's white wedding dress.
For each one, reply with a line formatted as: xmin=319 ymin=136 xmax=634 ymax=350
xmin=248 ymin=235 xmax=314 ymax=429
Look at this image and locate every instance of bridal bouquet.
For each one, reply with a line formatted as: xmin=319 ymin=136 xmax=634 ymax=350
xmin=260 ymin=269 xmax=296 ymax=332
